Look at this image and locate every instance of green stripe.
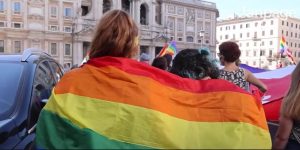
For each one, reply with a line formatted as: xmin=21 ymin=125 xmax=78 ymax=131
xmin=36 ymin=110 xmax=151 ymax=149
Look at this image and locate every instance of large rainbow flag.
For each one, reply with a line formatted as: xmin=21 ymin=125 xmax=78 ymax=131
xmin=158 ymin=41 xmax=177 ymax=56
xmin=36 ymin=57 xmax=271 ymax=149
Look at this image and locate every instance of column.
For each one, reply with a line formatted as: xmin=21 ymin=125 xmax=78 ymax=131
xmin=59 ymin=41 xmax=64 ymax=65
xmin=75 ymin=41 xmax=83 ymax=65
xmin=59 ymin=0 xmax=63 ymax=32
xmin=23 ymin=0 xmax=28 ymax=29
xmin=45 ymin=0 xmax=49 ymax=31
xmin=7 ymin=0 xmax=11 ymax=28
xmin=93 ymin=0 xmax=102 ymax=20
xmin=6 ymin=39 xmax=12 ymax=53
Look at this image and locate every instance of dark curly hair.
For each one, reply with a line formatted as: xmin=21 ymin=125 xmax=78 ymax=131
xmin=170 ymin=49 xmax=219 ymax=79
xmin=219 ymin=41 xmax=241 ymax=62
xmin=152 ymin=57 xmax=168 ymax=70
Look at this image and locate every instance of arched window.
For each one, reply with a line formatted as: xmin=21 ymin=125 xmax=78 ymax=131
xmin=186 ymin=36 xmax=194 ymax=42
xmin=122 ymin=0 xmax=130 ymax=13
xmin=103 ymin=0 xmax=111 ymax=14
xmin=140 ymin=3 xmax=148 ymax=25
xmin=155 ymin=0 xmax=162 ymax=25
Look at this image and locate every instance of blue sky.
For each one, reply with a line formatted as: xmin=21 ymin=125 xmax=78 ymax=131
xmin=208 ymin=0 xmax=300 ymax=20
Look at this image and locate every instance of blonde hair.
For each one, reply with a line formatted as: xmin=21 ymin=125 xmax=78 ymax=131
xmin=89 ymin=10 xmax=139 ymax=59
xmin=281 ymin=62 xmax=300 ymax=120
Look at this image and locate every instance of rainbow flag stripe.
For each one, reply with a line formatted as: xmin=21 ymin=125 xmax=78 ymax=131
xmin=36 ymin=57 xmax=271 ymax=149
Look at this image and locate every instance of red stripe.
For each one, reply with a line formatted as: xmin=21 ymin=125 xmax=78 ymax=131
xmin=85 ymin=57 xmax=251 ymax=95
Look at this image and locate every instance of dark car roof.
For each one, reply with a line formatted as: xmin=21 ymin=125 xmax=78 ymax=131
xmin=0 ymin=49 xmax=53 ymax=63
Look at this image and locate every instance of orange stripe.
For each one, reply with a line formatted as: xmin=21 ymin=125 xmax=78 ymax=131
xmin=55 ymin=65 xmax=268 ymax=130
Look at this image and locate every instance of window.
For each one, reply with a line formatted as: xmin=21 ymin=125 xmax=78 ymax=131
xmin=270 ymin=30 xmax=273 ymax=35
xmin=225 ymin=35 xmax=228 ymax=39
xmin=262 ymin=31 xmax=265 ymax=36
xmin=298 ymin=52 xmax=300 ymax=57
xmin=295 ymin=43 xmax=297 ymax=48
xmin=50 ymin=7 xmax=57 ymax=17
xmin=64 ymin=44 xmax=71 ymax=56
xmin=220 ymin=27 xmax=222 ymax=31
xmin=178 ymin=37 xmax=182 ymax=41
xmin=261 ymin=21 xmax=266 ymax=26
xmin=186 ymin=36 xmax=194 ymax=42
xmin=140 ymin=3 xmax=148 ymax=25
xmin=270 ymin=41 xmax=273 ymax=45
xmin=282 ymin=30 xmax=284 ymax=34
xmin=287 ymin=22 xmax=289 ymax=26
xmin=103 ymin=0 xmax=111 ymax=13
xmin=155 ymin=0 xmax=161 ymax=24
xmin=64 ymin=26 xmax=72 ymax=32
xmin=220 ymin=35 xmax=222 ymax=40
xmin=233 ymin=25 xmax=235 ymax=30
xmin=255 ymin=22 xmax=258 ymax=27
xmin=246 ymin=24 xmax=250 ymax=28
xmin=291 ymin=32 xmax=293 ymax=38
xmin=253 ymin=61 xmax=256 ymax=66
xmin=282 ymin=21 xmax=284 ymax=25
xmin=291 ymin=23 xmax=294 ymax=28
xmin=261 ymin=50 xmax=265 ymax=56
xmin=0 ymin=22 xmax=5 ymax=27
xmin=261 ymin=41 xmax=265 ymax=46
xmin=254 ymin=32 xmax=257 ymax=38
xmin=49 ymin=61 xmax=64 ymax=82
xmin=253 ymin=51 xmax=257 ymax=56
xmin=286 ymin=31 xmax=288 ymax=36
xmin=246 ymin=42 xmax=249 ymax=47
xmin=269 ymin=50 xmax=272 ymax=57
xmin=247 ymin=32 xmax=250 ymax=37
xmin=49 ymin=25 xmax=58 ymax=31
xmin=0 ymin=40 xmax=4 ymax=53
xmin=271 ymin=20 xmax=274 ymax=25
xmin=0 ymin=1 xmax=4 ymax=12
xmin=296 ymin=24 xmax=298 ymax=29
xmin=254 ymin=42 xmax=257 ymax=46
xmin=296 ymin=33 xmax=298 ymax=38
xmin=240 ymin=33 xmax=242 ymax=38
xmin=14 ymin=41 xmax=21 ymax=53
xmin=64 ymin=8 xmax=72 ymax=18
xmin=240 ymin=24 xmax=243 ymax=29
xmin=50 ymin=43 xmax=57 ymax=55
xmin=29 ymin=61 xmax=56 ymax=129
xmin=13 ymin=2 xmax=21 ymax=14
xmin=13 ymin=23 xmax=21 ymax=28
xmin=291 ymin=42 xmax=293 ymax=47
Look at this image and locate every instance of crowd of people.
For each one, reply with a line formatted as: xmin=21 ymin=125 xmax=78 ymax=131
xmin=35 ymin=10 xmax=300 ymax=149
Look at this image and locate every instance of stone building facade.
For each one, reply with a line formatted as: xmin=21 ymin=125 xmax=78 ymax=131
xmin=0 ymin=0 xmax=218 ymax=67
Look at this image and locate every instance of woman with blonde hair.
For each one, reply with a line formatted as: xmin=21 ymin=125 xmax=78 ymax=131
xmin=273 ymin=62 xmax=300 ymax=149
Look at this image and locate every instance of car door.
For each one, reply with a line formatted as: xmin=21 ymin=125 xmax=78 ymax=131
xmin=15 ymin=60 xmax=57 ymax=149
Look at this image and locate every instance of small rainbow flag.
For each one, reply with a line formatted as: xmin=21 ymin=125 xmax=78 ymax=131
xmin=158 ymin=41 xmax=177 ymax=57
xmin=279 ymin=36 xmax=296 ymax=64
xmin=36 ymin=57 xmax=271 ymax=149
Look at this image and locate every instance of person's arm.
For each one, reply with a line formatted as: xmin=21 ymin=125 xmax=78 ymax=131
xmin=244 ymin=69 xmax=268 ymax=93
xmin=273 ymin=116 xmax=293 ymax=149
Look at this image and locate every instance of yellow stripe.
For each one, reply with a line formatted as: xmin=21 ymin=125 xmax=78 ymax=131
xmin=44 ymin=93 xmax=271 ymax=149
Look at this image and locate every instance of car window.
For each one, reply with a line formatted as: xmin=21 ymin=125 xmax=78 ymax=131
xmin=0 ymin=62 xmax=23 ymax=120
xmin=49 ymin=61 xmax=64 ymax=82
xmin=29 ymin=61 xmax=56 ymax=128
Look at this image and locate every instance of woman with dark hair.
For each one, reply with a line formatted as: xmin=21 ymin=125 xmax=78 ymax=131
xmin=152 ymin=57 xmax=168 ymax=70
xmin=170 ymin=49 xmax=219 ymax=80
xmin=218 ymin=41 xmax=267 ymax=92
